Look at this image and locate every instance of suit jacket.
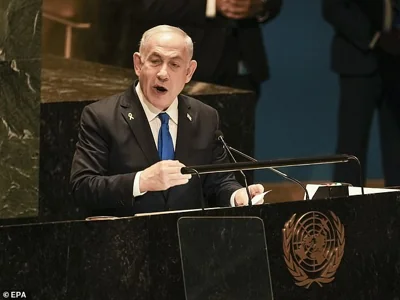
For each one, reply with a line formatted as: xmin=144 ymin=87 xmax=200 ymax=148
xmin=96 ymin=0 xmax=282 ymax=86
xmin=70 ymin=83 xmax=242 ymax=217
xmin=323 ymin=0 xmax=397 ymax=75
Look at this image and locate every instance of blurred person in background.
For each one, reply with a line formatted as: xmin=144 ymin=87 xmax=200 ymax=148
xmin=95 ymin=0 xmax=282 ymax=96
xmin=323 ymin=0 xmax=400 ymax=186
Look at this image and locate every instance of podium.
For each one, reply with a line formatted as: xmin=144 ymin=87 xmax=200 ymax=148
xmin=1 ymin=192 xmax=400 ymax=299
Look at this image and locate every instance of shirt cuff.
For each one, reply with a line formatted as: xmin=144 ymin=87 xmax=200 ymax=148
xmin=133 ymin=171 xmax=147 ymax=197
xmin=230 ymin=189 xmax=239 ymax=207
xmin=257 ymin=11 xmax=270 ymax=22
xmin=369 ymin=32 xmax=381 ymax=49
xmin=256 ymin=0 xmax=270 ymax=22
xmin=206 ymin=0 xmax=217 ymax=18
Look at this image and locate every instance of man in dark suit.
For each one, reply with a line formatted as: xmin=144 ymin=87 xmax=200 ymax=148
xmin=70 ymin=25 xmax=264 ymax=217
xmin=323 ymin=0 xmax=400 ymax=186
xmin=96 ymin=0 xmax=282 ymax=96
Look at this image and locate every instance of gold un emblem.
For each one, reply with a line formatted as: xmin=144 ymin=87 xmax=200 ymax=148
xmin=282 ymin=211 xmax=345 ymax=288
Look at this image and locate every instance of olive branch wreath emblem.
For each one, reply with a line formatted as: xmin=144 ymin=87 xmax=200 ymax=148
xmin=282 ymin=211 xmax=345 ymax=288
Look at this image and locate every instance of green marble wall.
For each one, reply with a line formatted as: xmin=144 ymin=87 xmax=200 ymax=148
xmin=0 ymin=0 xmax=41 ymax=218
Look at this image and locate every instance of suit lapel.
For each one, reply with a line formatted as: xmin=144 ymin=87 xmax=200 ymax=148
xmin=120 ymin=87 xmax=196 ymax=205
xmin=120 ymin=85 xmax=160 ymax=166
xmin=167 ymin=96 xmax=196 ymax=204
xmin=174 ymin=95 xmax=194 ymax=164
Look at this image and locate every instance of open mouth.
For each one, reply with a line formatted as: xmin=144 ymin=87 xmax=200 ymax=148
xmin=154 ymin=85 xmax=168 ymax=93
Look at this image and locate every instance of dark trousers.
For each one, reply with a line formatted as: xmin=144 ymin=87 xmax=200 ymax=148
xmin=333 ymin=57 xmax=400 ymax=186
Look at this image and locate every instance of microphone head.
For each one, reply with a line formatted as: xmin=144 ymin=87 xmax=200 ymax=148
xmin=215 ymin=130 xmax=224 ymax=141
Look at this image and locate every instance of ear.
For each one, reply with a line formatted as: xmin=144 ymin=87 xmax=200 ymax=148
xmin=133 ymin=52 xmax=142 ymax=77
xmin=185 ymin=60 xmax=197 ymax=83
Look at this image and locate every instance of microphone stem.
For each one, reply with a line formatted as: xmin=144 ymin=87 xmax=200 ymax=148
xmin=184 ymin=168 xmax=205 ymax=211
xmin=219 ymin=138 xmax=253 ymax=206
xmin=346 ymin=155 xmax=365 ymax=195
xmin=240 ymin=170 xmax=252 ymax=207
xmin=227 ymin=146 xmax=311 ymax=201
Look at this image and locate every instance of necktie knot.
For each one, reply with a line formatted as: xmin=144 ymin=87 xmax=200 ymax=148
xmin=158 ymin=113 xmax=170 ymax=125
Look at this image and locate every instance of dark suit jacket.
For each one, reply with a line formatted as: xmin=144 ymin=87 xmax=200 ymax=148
xmin=96 ymin=0 xmax=282 ymax=85
xmin=323 ymin=0 xmax=396 ymax=75
xmin=70 ymin=83 xmax=242 ymax=217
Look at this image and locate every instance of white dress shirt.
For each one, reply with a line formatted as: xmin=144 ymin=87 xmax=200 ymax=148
xmin=132 ymin=84 xmax=178 ymax=197
xmin=206 ymin=0 xmax=269 ymax=21
xmin=132 ymin=84 xmax=238 ymax=206
xmin=206 ymin=0 xmax=217 ymax=17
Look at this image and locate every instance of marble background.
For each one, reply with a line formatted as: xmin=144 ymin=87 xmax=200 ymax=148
xmin=0 ymin=0 xmax=41 ymax=218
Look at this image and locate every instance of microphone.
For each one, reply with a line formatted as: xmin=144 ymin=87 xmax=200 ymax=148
xmin=215 ymin=130 xmax=253 ymax=206
xmin=214 ymin=131 xmax=310 ymax=200
xmin=184 ymin=167 xmax=205 ymax=211
xmin=181 ymin=153 xmax=364 ymax=196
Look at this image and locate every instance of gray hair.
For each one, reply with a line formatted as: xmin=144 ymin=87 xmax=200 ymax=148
xmin=139 ymin=25 xmax=194 ymax=59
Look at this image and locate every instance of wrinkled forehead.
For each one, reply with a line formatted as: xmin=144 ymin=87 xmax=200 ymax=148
xmin=142 ymin=31 xmax=190 ymax=60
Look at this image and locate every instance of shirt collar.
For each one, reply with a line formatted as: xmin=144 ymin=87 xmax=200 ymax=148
xmin=135 ymin=83 xmax=178 ymax=125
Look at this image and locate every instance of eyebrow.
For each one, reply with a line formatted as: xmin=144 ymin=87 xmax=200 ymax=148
xmin=169 ymin=55 xmax=184 ymax=61
xmin=148 ymin=52 xmax=184 ymax=61
xmin=148 ymin=53 xmax=162 ymax=59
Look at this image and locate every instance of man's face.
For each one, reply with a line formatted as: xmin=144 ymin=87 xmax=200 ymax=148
xmin=133 ymin=31 xmax=197 ymax=110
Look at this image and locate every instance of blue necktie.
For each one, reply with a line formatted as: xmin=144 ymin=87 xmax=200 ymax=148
xmin=158 ymin=113 xmax=174 ymax=160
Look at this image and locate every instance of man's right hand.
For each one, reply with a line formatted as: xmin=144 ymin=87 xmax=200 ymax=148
xmin=139 ymin=160 xmax=192 ymax=193
xmin=216 ymin=0 xmax=264 ymax=20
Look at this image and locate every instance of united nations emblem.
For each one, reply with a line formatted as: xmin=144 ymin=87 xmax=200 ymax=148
xmin=282 ymin=211 xmax=345 ymax=288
